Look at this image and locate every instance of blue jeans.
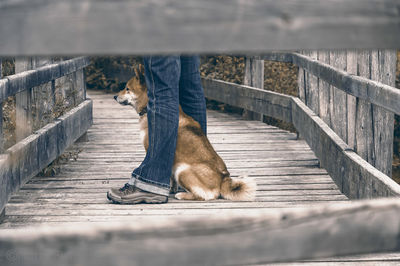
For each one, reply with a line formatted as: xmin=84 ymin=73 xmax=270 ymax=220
xmin=128 ymin=56 xmax=207 ymax=196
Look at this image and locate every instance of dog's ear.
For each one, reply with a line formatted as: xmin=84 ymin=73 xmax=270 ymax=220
xmin=139 ymin=64 xmax=145 ymax=75
xmin=136 ymin=65 xmax=146 ymax=86
xmin=134 ymin=67 xmax=140 ymax=79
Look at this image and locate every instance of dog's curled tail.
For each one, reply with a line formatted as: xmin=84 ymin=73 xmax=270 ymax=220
xmin=220 ymin=175 xmax=256 ymax=201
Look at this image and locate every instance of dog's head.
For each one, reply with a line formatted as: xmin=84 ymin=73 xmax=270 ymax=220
xmin=114 ymin=65 xmax=148 ymax=115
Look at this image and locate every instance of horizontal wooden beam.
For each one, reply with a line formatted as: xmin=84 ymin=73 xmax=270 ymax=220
xmin=1 ymin=198 xmax=400 ymax=265
xmin=0 ymin=57 xmax=90 ymax=102
xmin=0 ymin=0 xmax=399 ymax=55
xmin=202 ymin=78 xmax=293 ymax=123
xmin=0 ymin=99 xmax=93 ymax=216
xmin=263 ymin=52 xmax=400 ymax=116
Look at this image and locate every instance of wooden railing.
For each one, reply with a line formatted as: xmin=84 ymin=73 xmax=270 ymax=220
xmin=0 ymin=57 xmax=93 ymax=217
xmin=203 ymin=51 xmax=400 ymax=200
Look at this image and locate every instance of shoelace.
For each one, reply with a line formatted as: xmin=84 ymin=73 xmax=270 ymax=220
xmin=119 ymin=183 xmax=132 ymax=192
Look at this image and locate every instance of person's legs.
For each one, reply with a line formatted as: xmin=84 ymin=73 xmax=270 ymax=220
xmin=129 ymin=56 xmax=181 ymax=196
xmin=179 ymin=55 xmax=207 ymax=134
xmin=107 ymin=56 xmax=181 ymax=203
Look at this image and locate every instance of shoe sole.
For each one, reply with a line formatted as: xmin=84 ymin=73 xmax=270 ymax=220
xmin=107 ymin=191 xmax=168 ymax=204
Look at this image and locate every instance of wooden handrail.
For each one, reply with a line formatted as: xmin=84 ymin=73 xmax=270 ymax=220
xmin=0 ymin=57 xmax=90 ymax=103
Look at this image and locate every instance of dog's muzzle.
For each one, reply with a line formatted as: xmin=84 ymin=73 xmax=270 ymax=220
xmin=114 ymin=95 xmax=118 ymax=101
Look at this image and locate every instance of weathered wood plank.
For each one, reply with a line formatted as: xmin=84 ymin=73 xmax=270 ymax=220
xmin=346 ymin=50 xmax=357 ymax=150
xmin=2 ymin=199 xmax=400 ymax=265
xmin=370 ymin=50 xmax=396 ymax=177
xmin=291 ymin=97 xmax=400 ymax=198
xmin=264 ymin=52 xmax=400 ymax=115
xmin=1 ymin=0 xmax=400 ymax=55
xmin=0 ymin=57 xmax=90 ymax=102
xmin=355 ymin=50 xmax=374 ymax=164
xmin=329 ymin=50 xmax=348 ymax=141
xmin=317 ymin=51 xmax=331 ymax=126
xmin=243 ymin=56 xmax=264 ymax=120
xmin=202 ymin=78 xmax=292 ymax=123
xmin=305 ymin=51 xmax=319 ymax=114
xmin=15 ymin=58 xmax=33 ymax=141
xmin=0 ymin=58 xmax=3 ymax=153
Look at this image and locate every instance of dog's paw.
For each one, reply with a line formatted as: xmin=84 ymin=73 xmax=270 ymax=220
xmin=175 ymin=192 xmax=185 ymax=200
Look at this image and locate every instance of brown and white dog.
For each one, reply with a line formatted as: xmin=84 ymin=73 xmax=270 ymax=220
xmin=114 ymin=66 xmax=256 ymax=201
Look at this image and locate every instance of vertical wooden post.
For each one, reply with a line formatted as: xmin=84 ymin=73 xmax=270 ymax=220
xmin=317 ymin=51 xmax=331 ymax=126
xmin=0 ymin=58 xmax=3 ymax=153
xmin=243 ymin=56 xmax=264 ymax=121
xmin=370 ymin=50 xmax=396 ymax=177
xmin=329 ymin=50 xmax=348 ymax=142
xmin=346 ymin=51 xmax=357 ymax=150
xmin=355 ymin=50 xmax=375 ymax=164
xmin=298 ymin=52 xmax=306 ymax=103
xmin=15 ymin=58 xmax=33 ymax=142
xmin=304 ymin=51 xmax=319 ymax=114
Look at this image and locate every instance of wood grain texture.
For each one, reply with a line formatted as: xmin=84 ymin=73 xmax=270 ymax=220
xmin=15 ymin=58 xmax=33 ymax=142
xmin=202 ymin=78 xmax=292 ymax=123
xmin=0 ymin=57 xmax=90 ymax=102
xmin=317 ymin=51 xmax=331 ymax=127
xmin=329 ymin=50 xmax=348 ymax=142
xmin=346 ymin=51 xmax=357 ymax=150
xmin=370 ymin=50 xmax=396 ymax=177
xmin=263 ymin=52 xmax=400 ymax=115
xmin=243 ymin=56 xmax=264 ymax=121
xmin=291 ymin=97 xmax=400 ymax=199
xmin=0 ymin=0 xmax=400 ymax=55
xmin=0 ymin=58 xmax=2 ymax=153
xmin=2 ymin=199 xmax=400 ymax=265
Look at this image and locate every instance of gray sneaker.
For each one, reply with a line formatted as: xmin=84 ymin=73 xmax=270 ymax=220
xmin=107 ymin=183 xmax=168 ymax=204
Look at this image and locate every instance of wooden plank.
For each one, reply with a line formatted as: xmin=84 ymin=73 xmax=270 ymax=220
xmin=0 ymin=57 xmax=90 ymax=102
xmin=291 ymin=97 xmax=400 ymax=199
xmin=264 ymin=52 xmax=400 ymax=116
xmin=355 ymin=50 xmax=374 ymax=163
xmin=370 ymin=50 xmax=396 ymax=177
xmin=15 ymin=58 xmax=33 ymax=141
xmin=2 ymin=199 xmax=400 ymax=265
xmin=202 ymin=78 xmax=292 ymax=123
xmin=317 ymin=51 xmax=331 ymax=126
xmin=346 ymin=50 xmax=357 ymax=150
xmin=0 ymin=99 xmax=93 ymax=216
xmin=305 ymin=51 xmax=319 ymax=114
xmin=329 ymin=50 xmax=347 ymax=141
xmin=243 ymin=56 xmax=264 ymax=121
xmin=0 ymin=58 xmax=3 ymax=153
xmin=1 ymin=0 xmax=400 ymax=55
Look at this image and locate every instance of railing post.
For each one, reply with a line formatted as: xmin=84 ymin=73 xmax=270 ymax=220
xmin=15 ymin=58 xmax=33 ymax=142
xmin=243 ymin=56 xmax=264 ymax=121
xmin=370 ymin=50 xmax=396 ymax=177
xmin=346 ymin=51 xmax=357 ymax=150
xmin=15 ymin=57 xmax=53 ymax=141
xmin=329 ymin=50 xmax=348 ymax=142
xmin=0 ymin=58 xmax=3 ymax=153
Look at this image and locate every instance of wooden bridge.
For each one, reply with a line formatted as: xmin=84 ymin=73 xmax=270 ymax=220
xmin=1 ymin=0 xmax=400 ymax=265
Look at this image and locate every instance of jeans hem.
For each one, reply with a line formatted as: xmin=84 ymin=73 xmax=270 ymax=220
xmin=129 ymin=174 xmax=170 ymax=196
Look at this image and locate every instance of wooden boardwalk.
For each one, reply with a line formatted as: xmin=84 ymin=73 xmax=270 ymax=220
xmin=0 ymin=90 xmax=348 ymax=228
xmin=2 ymin=90 xmax=400 ymax=265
